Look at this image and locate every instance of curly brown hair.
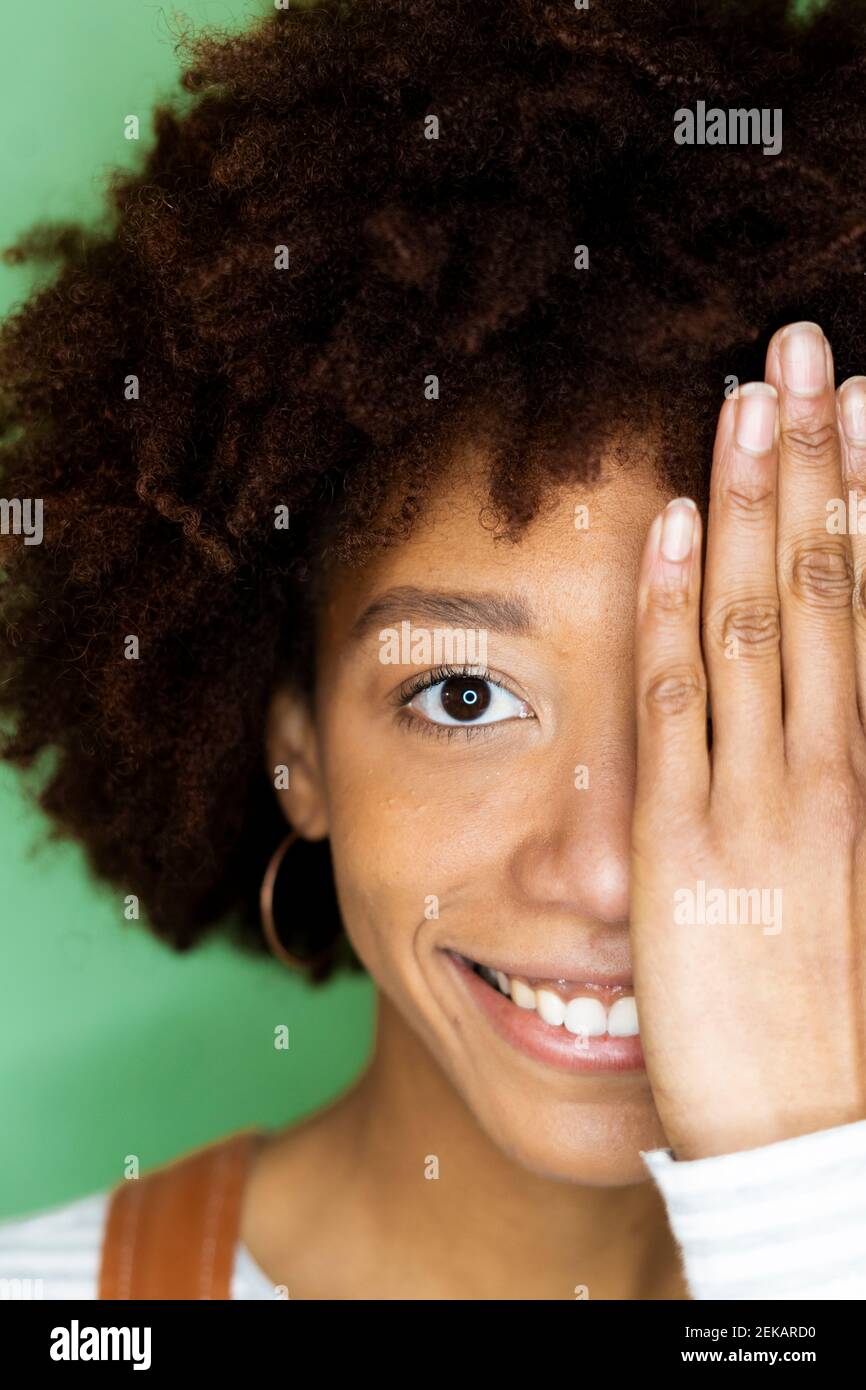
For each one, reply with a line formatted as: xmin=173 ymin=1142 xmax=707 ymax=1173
xmin=1 ymin=0 xmax=865 ymax=977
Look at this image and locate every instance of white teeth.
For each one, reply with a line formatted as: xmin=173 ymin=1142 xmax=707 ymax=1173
xmin=510 ymin=978 xmax=537 ymax=1010
xmin=535 ymin=988 xmax=567 ymax=1027
xmin=607 ymin=995 xmax=639 ymax=1037
xmin=564 ymin=996 xmax=607 ymax=1037
xmin=469 ymin=957 xmax=638 ymax=1036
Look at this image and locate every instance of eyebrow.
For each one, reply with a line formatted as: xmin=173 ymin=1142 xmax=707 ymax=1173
xmin=349 ymin=585 xmax=537 ymax=646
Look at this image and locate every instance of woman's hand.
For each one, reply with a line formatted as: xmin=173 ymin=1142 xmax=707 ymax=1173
xmin=631 ymin=321 xmax=866 ymax=1161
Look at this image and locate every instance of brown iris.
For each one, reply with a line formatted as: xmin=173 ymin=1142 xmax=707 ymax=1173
xmin=440 ymin=676 xmax=492 ymax=722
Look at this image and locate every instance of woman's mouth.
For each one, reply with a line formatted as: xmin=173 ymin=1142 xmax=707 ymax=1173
xmin=444 ymin=949 xmax=646 ymax=1074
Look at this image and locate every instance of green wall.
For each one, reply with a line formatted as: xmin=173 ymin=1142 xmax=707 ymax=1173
xmin=0 ymin=0 xmax=372 ymax=1221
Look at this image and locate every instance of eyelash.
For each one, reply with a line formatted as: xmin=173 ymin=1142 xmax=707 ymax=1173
xmin=392 ymin=664 xmax=530 ymax=742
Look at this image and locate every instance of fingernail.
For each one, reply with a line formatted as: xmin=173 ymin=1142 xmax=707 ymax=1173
xmin=661 ymin=498 xmax=697 ymax=562
xmin=779 ymin=322 xmax=828 ymax=396
xmin=735 ymin=382 xmax=778 ymax=454
xmin=838 ymin=377 xmax=866 ymax=444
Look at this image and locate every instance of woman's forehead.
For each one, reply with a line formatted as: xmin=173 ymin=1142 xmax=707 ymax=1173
xmin=319 ymin=446 xmax=672 ymax=648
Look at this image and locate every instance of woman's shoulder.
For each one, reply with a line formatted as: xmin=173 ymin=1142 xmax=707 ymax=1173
xmin=0 ymin=1189 xmax=108 ymax=1299
xmin=0 ymin=1130 xmax=278 ymax=1301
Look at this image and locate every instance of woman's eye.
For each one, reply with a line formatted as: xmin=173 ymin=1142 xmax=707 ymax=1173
xmin=407 ymin=674 xmax=532 ymax=727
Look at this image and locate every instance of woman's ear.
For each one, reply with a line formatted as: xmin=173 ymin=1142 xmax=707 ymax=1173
xmin=265 ymin=685 xmax=329 ymax=839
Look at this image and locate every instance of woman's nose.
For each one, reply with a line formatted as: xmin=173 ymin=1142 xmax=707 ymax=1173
xmin=507 ymin=758 xmax=633 ymax=927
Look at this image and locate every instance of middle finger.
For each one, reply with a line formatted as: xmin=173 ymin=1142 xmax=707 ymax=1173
xmin=764 ymin=321 xmax=857 ymax=763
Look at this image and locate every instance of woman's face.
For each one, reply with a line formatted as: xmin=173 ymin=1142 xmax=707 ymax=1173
xmin=276 ymin=447 xmax=676 ymax=1185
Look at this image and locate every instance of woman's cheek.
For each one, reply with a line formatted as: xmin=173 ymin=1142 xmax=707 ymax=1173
xmin=323 ymin=753 xmax=515 ymax=981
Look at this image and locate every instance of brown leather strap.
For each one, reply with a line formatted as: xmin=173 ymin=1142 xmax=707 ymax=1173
xmin=99 ymin=1128 xmax=264 ymax=1300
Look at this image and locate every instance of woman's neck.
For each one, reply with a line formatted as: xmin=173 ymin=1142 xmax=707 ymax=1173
xmin=241 ymin=992 xmax=684 ymax=1300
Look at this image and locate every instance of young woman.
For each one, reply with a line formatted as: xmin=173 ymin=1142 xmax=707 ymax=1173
xmin=1 ymin=0 xmax=865 ymax=1300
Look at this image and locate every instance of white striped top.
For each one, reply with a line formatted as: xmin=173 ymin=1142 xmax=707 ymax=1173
xmin=642 ymin=1116 xmax=866 ymax=1299
xmin=2 ymin=1118 xmax=865 ymax=1299
xmin=0 ymin=1191 xmax=276 ymax=1300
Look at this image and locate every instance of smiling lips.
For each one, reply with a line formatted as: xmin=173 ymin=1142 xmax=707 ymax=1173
xmin=447 ymin=950 xmax=645 ymax=1073
xmin=473 ymin=961 xmax=639 ymax=1037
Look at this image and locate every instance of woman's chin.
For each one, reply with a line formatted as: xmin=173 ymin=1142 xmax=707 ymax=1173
xmin=450 ymin=1074 xmax=670 ymax=1186
xmin=489 ymin=1125 xmax=667 ymax=1187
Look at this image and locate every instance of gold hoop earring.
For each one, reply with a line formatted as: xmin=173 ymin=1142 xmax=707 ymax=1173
xmin=260 ymin=830 xmax=342 ymax=973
